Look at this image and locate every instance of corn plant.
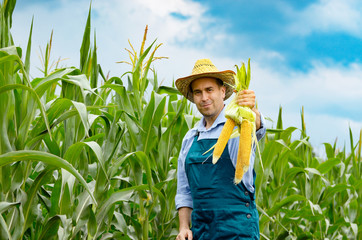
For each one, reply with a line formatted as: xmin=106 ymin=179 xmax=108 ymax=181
xmin=0 ymin=1 xmax=196 ymax=239
xmin=255 ymin=107 xmax=361 ymax=239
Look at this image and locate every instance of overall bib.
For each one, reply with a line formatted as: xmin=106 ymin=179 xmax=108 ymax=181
xmin=185 ymin=136 xmax=259 ymax=239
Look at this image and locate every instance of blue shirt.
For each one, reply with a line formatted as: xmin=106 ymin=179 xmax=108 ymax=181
xmin=175 ymin=107 xmax=266 ymax=210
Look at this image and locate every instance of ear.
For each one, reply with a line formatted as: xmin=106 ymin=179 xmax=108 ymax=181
xmin=221 ymin=85 xmax=226 ymax=99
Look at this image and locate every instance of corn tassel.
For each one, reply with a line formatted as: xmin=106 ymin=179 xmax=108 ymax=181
xmin=212 ymin=118 xmax=236 ymax=164
xmin=234 ymin=120 xmax=252 ymax=184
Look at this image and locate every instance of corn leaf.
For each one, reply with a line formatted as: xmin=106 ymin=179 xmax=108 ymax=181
xmin=0 ymin=150 xmax=96 ymax=205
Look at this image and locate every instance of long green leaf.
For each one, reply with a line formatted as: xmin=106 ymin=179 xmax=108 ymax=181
xmin=80 ymin=4 xmax=91 ymax=72
xmin=0 ymin=201 xmax=19 ymax=213
xmin=95 ymin=186 xmax=136 ymax=233
xmin=38 ymin=215 xmax=61 ymax=240
xmin=0 ymin=150 xmax=96 ymax=205
xmin=22 ymin=168 xmax=54 ymax=235
xmin=317 ymin=157 xmax=341 ymax=174
xmin=142 ymin=92 xmax=166 ymax=154
xmin=64 ymin=141 xmax=108 ymax=181
xmin=267 ymin=194 xmax=306 ymax=216
xmin=156 ymin=86 xmax=180 ymax=95
xmin=0 ymin=84 xmax=52 ymax=139
xmin=33 ymin=68 xmax=75 ymax=96
xmin=24 ymin=17 xmax=33 ymax=74
xmin=323 ymin=183 xmax=353 ymax=200
xmin=0 ymin=214 xmax=12 ymax=240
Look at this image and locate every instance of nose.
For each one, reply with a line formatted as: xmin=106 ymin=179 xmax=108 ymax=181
xmin=201 ymin=91 xmax=209 ymax=101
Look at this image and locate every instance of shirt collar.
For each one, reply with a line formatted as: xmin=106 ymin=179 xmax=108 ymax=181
xmin=196 ymin=106 xmax=227 ymax=132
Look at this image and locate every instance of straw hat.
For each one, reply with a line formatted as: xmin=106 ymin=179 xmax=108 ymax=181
xmin=175 ymin=59 xmax=235 ymax=102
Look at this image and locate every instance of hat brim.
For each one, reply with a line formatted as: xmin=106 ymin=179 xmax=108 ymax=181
xmin=175 ymin=70 xmax=235 ymax=103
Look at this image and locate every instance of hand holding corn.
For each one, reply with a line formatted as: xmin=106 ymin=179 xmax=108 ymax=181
xmin=212 ymin=59 xmax=257 ymax=184
xmin=235 ymin=90 xmax=255 ymax=108
xmin=236 ymin=90 xmax=261 ymax=130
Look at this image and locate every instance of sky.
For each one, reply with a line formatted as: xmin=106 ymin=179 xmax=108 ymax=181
xmin=10 ymin=0 xmax=362 ymax=155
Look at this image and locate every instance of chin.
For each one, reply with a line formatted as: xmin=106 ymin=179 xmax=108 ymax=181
xmin=201 ymin=110 xmax=214 ymax=117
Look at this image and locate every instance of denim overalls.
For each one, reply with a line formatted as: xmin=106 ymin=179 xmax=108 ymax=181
xmin=185 ymin=135 xmax=260 ymax=239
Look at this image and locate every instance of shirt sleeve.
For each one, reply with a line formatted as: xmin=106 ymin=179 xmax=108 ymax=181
xmin=256 ymin=112 xmax=266 ymax=141
xmin=175 ymin=134 xmax=194 ymax=210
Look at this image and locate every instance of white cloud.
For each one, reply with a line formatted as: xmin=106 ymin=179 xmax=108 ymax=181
xmin=306 ymin=114 xmax=362 ymax=154
xmin=249 ymin=59 xmax=362 ymax=150
xmin=288 ymin=0 xmax=362 ymax=37
xmin=135 ymin=0 xmax=202 ymax=17
xmin=251 ymin=59 xmax=362 ymax=110
xmin=295 ymin=61 xmax=362 ymax=100
xmin=92 ymin=0 xmax=209 ymax=44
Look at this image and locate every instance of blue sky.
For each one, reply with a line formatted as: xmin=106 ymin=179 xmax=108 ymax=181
xmin=11 ymin=0 xmax=362 ymax=154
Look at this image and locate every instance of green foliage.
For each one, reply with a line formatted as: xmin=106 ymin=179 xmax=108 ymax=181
xmin=255 ymin=107 xmax=361 ymax=239
xmin=0 ymin=1 xmax=194 ymax=239
xmin=0 ymin=1 xmax=361 ymax=239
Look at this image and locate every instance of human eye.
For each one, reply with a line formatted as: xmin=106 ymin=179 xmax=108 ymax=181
xmin=193 ymin=90 xmax=201 ymax=95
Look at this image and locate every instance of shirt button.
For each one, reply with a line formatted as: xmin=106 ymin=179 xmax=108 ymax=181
xmin=246 ymin=214 xmax=251 ymax=219
xmin=244 ymin=191 xmax=249 ymax=196
xmin=246 ymin=202 xmax=250 ymax=207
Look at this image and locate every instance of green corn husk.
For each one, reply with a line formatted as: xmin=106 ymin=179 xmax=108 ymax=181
xmin=228 ymin=58 xmax=261 ymax=180
xmin=205 ymin=58 xmax=263 ymax=172
xmin=225 ymin=58 xmax=256 ymax=126
xmin=225 ymin=98 xmax=255 ymax=126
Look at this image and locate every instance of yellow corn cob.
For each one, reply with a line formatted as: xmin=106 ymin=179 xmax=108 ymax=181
xmin=207 ymin=58 xmax=260 ymax=184
xmin=234 ymin=120 xmax=252 ymax=184
xmin=212 ymin=118 xmax=236 ymax=164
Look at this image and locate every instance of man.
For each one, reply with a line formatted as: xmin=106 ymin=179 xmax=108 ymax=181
xmin=175 ymin=59 xmax=266 ymax=239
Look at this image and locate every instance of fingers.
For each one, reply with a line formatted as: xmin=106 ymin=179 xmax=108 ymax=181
xmin=236 ymin=90 xmax=256 ymax=108
xmin=176 ymin=230 xmax=193 ymax=240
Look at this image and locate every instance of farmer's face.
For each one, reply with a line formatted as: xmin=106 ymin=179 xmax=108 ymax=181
xmin=191 ymin=77 xmax=226 ymax=119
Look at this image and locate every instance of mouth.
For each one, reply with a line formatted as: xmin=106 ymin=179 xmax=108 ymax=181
xmin=201 ymin=103 xmax=212 ymax=108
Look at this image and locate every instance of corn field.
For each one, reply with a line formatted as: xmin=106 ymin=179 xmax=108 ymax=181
xmin=0 ymin=1 xmax=361 ymax=239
